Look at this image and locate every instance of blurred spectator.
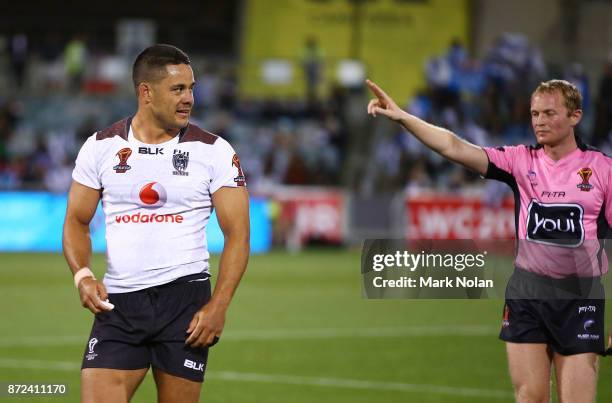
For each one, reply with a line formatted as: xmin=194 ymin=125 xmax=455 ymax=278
xmin=24 ymin=137 xmax=52 ymax=186
xmin=64 ymin=34 xmax=87 ymax=92
xmin=593 ymin=54 xmax=612 ymax=147
xmin=9 ymin=34 xmax=28 ymax=90
xmin=1 ymin=31 xmax=607 ymax=195
xmin=301 ymin=37 xmax=324 ymax=106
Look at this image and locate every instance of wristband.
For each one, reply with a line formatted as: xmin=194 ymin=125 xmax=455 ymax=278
xmin=74 ymin=267 xmax=96 ymax=288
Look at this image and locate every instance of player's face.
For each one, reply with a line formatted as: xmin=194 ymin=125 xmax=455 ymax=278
xmin=149 ymin=64 xmax=195 ymax=130
xmin=530 ymin=91 xmax=581 ymax=146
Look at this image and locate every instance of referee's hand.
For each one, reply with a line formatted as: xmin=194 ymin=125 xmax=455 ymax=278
xmin=78 ymin=278 xmax=112 ymax=314
xmin=366 ymin=79 xmax=408 ymax=122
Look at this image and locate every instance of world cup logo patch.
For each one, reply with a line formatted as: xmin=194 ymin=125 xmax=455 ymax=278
xmin=113 ymin=148 xmax=132 ymax=173
xmin=232 ymin=154 xmax=246 ymax=186
xmin=576 ymin=167 xmax=593 ymax=192
xmin=86 ymin=337 xmax=99 ymax=361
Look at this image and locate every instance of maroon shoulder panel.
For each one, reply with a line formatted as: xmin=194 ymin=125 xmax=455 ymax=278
xmin=179 ymin=123 xmax=218 ymax=144
xmin=95 ymin=118 xmax=130 ymax=141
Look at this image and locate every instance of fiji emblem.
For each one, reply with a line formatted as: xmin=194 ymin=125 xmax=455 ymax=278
xmin=576 ymin=167 xmax=593 ymax=192
xmin=172 ymin=149 xmax=190 ymax=176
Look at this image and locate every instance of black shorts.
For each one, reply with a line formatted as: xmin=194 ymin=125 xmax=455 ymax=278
xmin=499 ymin=268 xmax=605 ymax=356
xmin=82 ymin=274 xmax=211 ymax=382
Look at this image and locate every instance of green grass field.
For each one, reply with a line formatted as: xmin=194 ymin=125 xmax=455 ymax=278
xmin=1 ymin=250 xmax=611 ymax=402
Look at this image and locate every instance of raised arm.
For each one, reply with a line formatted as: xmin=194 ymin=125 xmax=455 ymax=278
xmin=186 ymin=186 xmax=250 ymax=347
xmin=366 ymin=79 xmax=489 ymax=176
xmin=63 ymin=180 xmax=111 ymax=313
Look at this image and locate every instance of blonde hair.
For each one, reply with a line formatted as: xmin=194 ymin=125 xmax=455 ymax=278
xmin=532 ymin=79 xmax=582 ymax=115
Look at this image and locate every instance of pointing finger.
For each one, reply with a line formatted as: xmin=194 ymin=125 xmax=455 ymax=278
xmin=366 ymin=79 xmax=389 ymax=102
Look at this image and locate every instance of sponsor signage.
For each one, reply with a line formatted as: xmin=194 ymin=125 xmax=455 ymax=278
xmin=0 ymin=192 xmax=271 ymax=253
xmin=406 ymin=194 xmax=515 ymax=240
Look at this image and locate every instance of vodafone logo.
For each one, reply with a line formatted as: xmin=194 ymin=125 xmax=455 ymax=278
xmin=116 ymin=180 xmax=182 ymax=224
xmin=132 ymin=181 xmax=167 ymax=208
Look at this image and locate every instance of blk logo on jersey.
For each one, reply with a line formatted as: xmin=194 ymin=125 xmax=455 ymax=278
xmin=577 ymin=167 xmax=594 ymax=192
xmin=232 ymin=154 xmax=246 ymax=186
xmin=133 ymin=181 xmax=167 ymax=208
xmin=526 ymin=200 xmax=584 ymax=247
xmin=113 ymin=148 xmax=132 ymax=173
xmin=172 ymin=149 xmax=189 ymax=176
xmin=139 ymin=147 xmax=164 ymax=155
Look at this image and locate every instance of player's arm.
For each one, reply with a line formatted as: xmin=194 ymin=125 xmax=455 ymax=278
xmin=366 ymin=79 xmax=489 ymax=176
xmin=62 ymin=180 xmax=111 ymax=314
xmin=186 ymin=186 xmax=250 ymax=348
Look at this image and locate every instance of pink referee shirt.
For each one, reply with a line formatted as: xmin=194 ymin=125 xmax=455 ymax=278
xmin=483 ymin=139 xmax=611 ymax=278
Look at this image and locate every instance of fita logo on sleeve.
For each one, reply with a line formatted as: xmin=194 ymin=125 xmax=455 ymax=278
xmin=232 ymin=154 xmax=246 ymax=186
xmin=113 ymin=148 xmax=132 ymax=173
xmin=527 ymin=170 xmax=537 ymax=186
xmin=86 ymin=338 xmax=99 ymax=361
xmin=577 ymin=167 xmax=593 ymax=192
xmin=172 ymin=149 xmax=189 ymax=176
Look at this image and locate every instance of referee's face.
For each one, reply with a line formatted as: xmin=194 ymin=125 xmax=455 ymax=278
xmin=149 ymin=63 xmax=195 ymax=131
xmin=530 ymin=91 xmax=581 ymax=147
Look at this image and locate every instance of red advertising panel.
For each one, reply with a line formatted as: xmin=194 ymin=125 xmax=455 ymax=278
xmin=275 ymin=188 xmax=345 ymax=245
xmin=406 ymin=194 xmax=515 ymax=240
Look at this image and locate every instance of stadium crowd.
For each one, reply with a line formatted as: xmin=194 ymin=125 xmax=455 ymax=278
xmin=0 ymin=33 xmax=610 ymax=192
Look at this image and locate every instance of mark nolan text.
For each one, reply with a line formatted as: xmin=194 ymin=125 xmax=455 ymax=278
xmin=373 ymin=276 xmax=494 ymax=288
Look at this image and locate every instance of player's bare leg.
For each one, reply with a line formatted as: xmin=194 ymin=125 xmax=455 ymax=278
xmin=506 ymin=343 xmax=552 ymax=403
xmin=153 ymin=368 xmax=202 ymax=403
xmin=81 ymin=368 xmax=148 ymax=403
xmin=553 ymin=352 xmax=598 ymax=403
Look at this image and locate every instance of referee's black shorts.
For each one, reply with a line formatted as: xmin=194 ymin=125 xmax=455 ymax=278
xmin=499 ymin=267 xmax=605 ymax=356
xmin=81 ymin=273 xmax=211 ymax=382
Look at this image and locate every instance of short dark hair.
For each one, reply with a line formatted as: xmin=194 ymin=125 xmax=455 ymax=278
xmin=132 ymin=44 xmax=190 ymax=90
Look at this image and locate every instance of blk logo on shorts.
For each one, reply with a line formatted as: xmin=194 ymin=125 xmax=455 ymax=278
xmin=526 ymin=200 xmax=584 ymax=247
xmin=184 ymin=359 xmax=204 ymax=372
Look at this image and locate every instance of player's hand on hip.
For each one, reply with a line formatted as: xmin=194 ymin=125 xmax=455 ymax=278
xmin=366 ymin=79 xmax=407 ymax=121
xmin=78 ymin=278 xmax=112 ymax=314
xmin=185 ymin=302 xmax=226 ymax=348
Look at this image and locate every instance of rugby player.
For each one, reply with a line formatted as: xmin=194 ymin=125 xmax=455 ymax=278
xmin=63 ymin=44 xmax=250 ymax=403
xmin=367 ymin=78 xmax=611 ymax=403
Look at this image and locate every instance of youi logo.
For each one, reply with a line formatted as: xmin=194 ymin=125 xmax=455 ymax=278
xmin=132 ymin=181 xmax=168 ymax=208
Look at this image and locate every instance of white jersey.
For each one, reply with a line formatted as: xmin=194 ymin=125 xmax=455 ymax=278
xmin=72 ymin=117 xmax=246 ymax=293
